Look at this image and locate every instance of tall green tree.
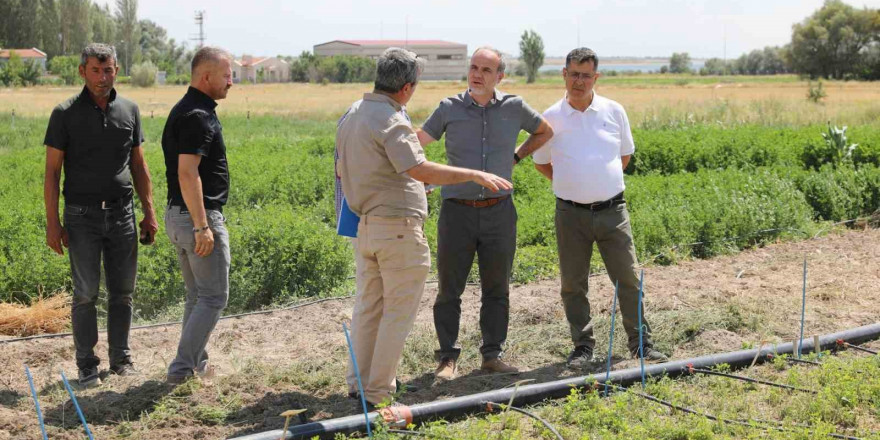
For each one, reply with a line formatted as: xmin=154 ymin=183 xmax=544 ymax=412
xmin=115 ymin=0 xmax=139 ymax=75
xmin=60 ymin=0 xmax=91 ymax=55
xmin=669 ymin=52 xmax=692 ymax=73
xmin=90 ymin=3 xmax=117 ymax=46
xmin=790 ymin=0 xmax=879 ymax=79
xmin=519 ymin=29 xmax=544 ymax=84
xmin=38 ymin=0 xmax=62 ymax=58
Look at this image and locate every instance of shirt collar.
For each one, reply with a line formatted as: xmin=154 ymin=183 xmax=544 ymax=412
xmin=464 ymin=89 xmax=504 ymax=107
xmin=79 ymin=85 xmax=117 ymax=108
xmin=363 ymin=92 xmax=403 ymax=111
xmin=185 ymin=86 xmax=218 ymax=110
xmin=563 ymin=91 xmax=600 ymax=115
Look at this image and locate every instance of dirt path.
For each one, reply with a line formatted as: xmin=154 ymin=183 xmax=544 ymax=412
xmin=1 ymin=228 xmax=878 ymax=439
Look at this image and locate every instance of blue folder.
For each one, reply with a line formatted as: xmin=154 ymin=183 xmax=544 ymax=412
xmin=337 ymin=197 xmax=359 ymax=238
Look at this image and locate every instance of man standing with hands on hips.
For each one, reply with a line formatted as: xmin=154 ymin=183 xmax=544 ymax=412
xmin=161 ymin=46 xmax=233 ymax=384
xmin=44 ymin=43 xmax=157 ymax=387
xmin=532 ymin=47 xmax=668 ymax=368
xmin=417 ymin=47 xmax=553 ymax=379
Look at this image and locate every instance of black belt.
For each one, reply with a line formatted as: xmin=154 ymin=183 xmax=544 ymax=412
xmin=558 ymin=192 xmax=625 ymax=211
xmin=67 ymin=195 xmax=132 ymax=210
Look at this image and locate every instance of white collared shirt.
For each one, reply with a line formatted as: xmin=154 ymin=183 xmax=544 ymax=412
xmin=533 ymin=93 xmax=635 ymax=204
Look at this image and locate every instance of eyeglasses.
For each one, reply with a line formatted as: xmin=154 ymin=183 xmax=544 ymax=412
xmin=566 ymin=71 xmax=595 ymax=81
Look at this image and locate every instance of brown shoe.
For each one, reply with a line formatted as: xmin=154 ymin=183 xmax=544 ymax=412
xmin=480 ymin=358 xmax=519 ymax=374
xmin=435 ymin=358 xmax=457 ymax=380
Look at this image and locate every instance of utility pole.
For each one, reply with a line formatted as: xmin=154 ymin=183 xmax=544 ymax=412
xmin=405 ymin=15 xmax=409 ymax=49
xmin=191 ymin=11 xmax=206 ymax=48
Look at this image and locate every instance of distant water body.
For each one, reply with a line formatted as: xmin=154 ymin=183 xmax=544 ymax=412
xmin=539 ymin=61 xmax=705 ymax=73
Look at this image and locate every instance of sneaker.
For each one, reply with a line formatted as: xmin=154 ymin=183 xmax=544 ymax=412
xmin=480 ymin=358 xmax=519 ymax=374
xmin=633 ymin=346 xmax=669 ymax=363
xmin=435 ymin=358 xmax=457 ymax=380
xmin=566 ymin=346 xmax=594 ymax=368
xmin=77 ymin=367 xmax=102 ymax=388
xmin=109 ymin=362 xmax=138 ymax=376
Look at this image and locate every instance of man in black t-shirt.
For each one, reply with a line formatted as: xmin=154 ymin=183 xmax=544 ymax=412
xmin=43 ymin=43 xmax=158 ymax=387
xmin=161 ymin=46 xmax=233 ymax=384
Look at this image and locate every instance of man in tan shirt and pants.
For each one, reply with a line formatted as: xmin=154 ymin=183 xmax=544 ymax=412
xmin=338 ymin=47 xmax=512 ymax=407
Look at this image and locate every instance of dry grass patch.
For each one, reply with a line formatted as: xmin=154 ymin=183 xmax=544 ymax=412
xmin=0 ymin=292 xmax=69 ymax=336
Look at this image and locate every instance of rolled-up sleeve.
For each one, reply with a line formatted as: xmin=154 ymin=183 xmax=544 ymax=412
xmin=382 ymin=114 xmax=426 ymax=173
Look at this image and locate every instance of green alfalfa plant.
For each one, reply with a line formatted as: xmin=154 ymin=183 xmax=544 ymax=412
xmin=806 ymin=80 xmax=827 ymax=103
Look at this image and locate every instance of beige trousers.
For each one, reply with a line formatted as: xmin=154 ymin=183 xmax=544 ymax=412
xmin=345 ymin=216 xmax=430 ymax=404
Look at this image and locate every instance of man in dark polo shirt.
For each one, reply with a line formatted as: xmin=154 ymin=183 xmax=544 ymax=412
xmin=417 ymin=47 xmax=554 ymax=379
xmin=161 ymin=46 xmax=232 ymax=384
xmin=44 ymin=43 xmax=158 ymax=387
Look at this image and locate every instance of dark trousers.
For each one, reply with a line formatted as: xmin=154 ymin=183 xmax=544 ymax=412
xmin=555 ymin=198 xmax=654 ymax=353
xmin=64 ymin=200 xmax=138 ymax=370
xmin=434 ymin=197 xmax=516 ymax=361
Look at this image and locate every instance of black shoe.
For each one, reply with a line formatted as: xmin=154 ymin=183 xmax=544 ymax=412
xmin=632 ymin=346 xmax=669 ymax=363
xmin=110 ymin=361 xmax=138 ymax=376
xmin=77 ymin=367 xmax=102 ymax=388
xmin=566 ymin=346 xmax=594 ymax=368
xmin=348 ymin=391 xmax=360 ymax=400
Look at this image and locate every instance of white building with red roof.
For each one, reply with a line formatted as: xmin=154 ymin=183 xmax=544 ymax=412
xmin=313 ymin=40 xmax=467 ymax=80
xmin=232 ymin=55 xmax=290 ymax=83
xmin=0 ymin=48 xmax=48 ymax=71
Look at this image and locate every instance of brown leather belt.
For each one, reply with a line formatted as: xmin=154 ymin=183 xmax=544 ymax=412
xmin=449 ymin=195 xmax=510 ymax=208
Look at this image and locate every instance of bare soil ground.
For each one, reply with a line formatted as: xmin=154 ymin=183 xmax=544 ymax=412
xmin=0 ymin=228 xmax=878 ymax=439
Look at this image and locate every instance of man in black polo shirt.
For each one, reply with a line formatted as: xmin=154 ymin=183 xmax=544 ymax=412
xmin=44 ymin=43 xmax=158 ymax=387
xmin=161 ymin=46 xmax=232 ymax=384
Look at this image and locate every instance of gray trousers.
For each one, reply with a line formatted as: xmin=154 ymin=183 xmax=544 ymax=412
xmin=555 ymin=198 xmax=654 ymax=353
xmin=434 ymin=197 xmax=516 ymax=361
xmin=164 ymin=205 xmax=230 ymax=377
xmin=64 ymin=200 xmax=138 ymax=370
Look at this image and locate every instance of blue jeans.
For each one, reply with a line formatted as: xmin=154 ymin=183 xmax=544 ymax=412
xmin=64 ymin=199 xmax=138 ymax=370
xmin=164 ymin=205 xmax=230 ymax=377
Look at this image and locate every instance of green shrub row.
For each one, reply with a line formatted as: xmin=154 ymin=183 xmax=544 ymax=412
xmin=1 ymin=114 xmax=878 ymax=317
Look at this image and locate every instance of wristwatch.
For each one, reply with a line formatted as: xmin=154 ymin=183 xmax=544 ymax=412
xmin=193 ymin=225 xmax=210 ymax=234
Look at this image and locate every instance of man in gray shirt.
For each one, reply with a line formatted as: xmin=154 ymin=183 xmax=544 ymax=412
xmin=338 ymin=48 xmax=513 ymax=407
xmin=417 ymin=47 xmax=554 ymax=379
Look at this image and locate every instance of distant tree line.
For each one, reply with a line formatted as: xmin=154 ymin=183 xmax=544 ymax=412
xmin=284 ymin=52 xmax=376 ymax=84
xmin=0 ymin=0 xmax=192 ymax=85
xmin=664 ymin=1 xmax=880 ymax=80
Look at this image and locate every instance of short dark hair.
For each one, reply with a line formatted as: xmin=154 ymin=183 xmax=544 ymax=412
xmin=80 ymin=43 xmax=117 ymax=67
xmin=191 ymin=46 xmax=231 ymax=74
xmin=374 ymin=47 xmax=425 ymax=94
xmin=566 ymin=47 xmax=599 ymax=70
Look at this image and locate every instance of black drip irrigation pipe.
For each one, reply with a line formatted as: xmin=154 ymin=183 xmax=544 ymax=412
xmin=485 ymin=402 xmax=564 ymax=440
xmin=616 ymin=384 xmax=865 ymax=440
xmin=687 ymin=367 xmax=818 ymax=394
xmin=228 ymin=322 xmax=880 ymax=440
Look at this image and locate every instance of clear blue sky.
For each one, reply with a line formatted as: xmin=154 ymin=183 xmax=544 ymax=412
xmin=97 ymin=0 xmax=880 ymax=59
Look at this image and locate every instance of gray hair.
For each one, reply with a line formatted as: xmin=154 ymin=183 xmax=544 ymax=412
xmin=80 ymin=43 xmax=117 ymax=67
xmin=374 ymin=47 xmax=425 ymax=94
xmin=191 ymin=46 xmax=232 ymax=74
xmin=472 ymin=46 xmax=506 ymax=74
xmin=566 ymin=47 xmax=599 ymax=70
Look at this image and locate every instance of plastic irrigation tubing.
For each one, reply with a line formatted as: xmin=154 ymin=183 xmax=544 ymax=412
xmin=619 ymin=385 xmax=864 ymax=440
xmin=228 ymin=322 xmax=880 ymax=440
xmin=485 ymin=402 xmax=564 ymax=440
xmin=688 ymin=368 xmax=818 ymax=394
xmin=0 ymin=295 xmax=356 ymax=344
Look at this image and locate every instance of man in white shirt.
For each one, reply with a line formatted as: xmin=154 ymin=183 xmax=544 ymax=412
xmin=532 ymin=47 xmax=668 ymax=367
